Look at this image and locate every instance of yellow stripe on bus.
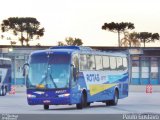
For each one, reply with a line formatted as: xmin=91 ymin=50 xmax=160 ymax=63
xmin=89 ymin=84 xmax=117 ymax=95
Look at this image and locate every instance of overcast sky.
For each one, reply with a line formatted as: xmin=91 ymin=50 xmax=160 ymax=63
xmin=0 ymin=0 xmax=160 ymax=46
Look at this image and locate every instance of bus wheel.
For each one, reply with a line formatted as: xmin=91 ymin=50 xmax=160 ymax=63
xmin=87 ymin=102 xmax=91 ymax=107
xmin=0 ymin=88 xmax=2 ymax=96
xmin=105 ymin=100 xmax=111 ymax=106
xmin=1 ymin=87 xmax=6 ymax=96
xmin=44 ymin=105 xmax=49 ymax=110
xmin=110 ymin=90 xmax=119 ymax=106
xmin=76 ymin=93 xmax=87 ymax=109
xmin=2 ymin=87 xmax=7 ymax=96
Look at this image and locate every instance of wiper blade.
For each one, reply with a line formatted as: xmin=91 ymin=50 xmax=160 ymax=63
xmin=37 ymin=74 xmax=47 ymax=88
xmin=50 ymin=74 xmax=57 ymax=88
xmin=38 ymin=73 xmax=57 ymax=89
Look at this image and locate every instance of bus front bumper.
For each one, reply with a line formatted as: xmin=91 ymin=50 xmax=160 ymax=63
xmin=27 ymin=97 xmax=70 ymax=105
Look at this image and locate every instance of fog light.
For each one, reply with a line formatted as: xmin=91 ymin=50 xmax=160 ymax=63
xmin=27 ymin=94 xmax=36 ymax=98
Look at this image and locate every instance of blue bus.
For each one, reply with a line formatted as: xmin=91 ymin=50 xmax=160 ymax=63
xmin=24 ymin=46 xmax=128 ymax=109
xmin=0 ymin=58 xmax=12 ymax=96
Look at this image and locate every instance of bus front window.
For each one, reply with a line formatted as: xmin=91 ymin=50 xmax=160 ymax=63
xmin=28 ymin=53 xmax=70 ymax=89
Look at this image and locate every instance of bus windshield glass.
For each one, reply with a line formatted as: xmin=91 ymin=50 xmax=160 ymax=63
xmin=28 ymin=53 xmax=71 ymax=89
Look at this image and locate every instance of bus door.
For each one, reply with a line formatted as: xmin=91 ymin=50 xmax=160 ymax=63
xmin=70 ymin=54 xmax=81 ymax=104
xmin=0 ymin=75 xmax=1 ymax=85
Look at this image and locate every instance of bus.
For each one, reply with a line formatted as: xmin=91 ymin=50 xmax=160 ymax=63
xmin=24 ymin=46 xmax=128 ymax=109
xmin=0 ymin=58 xmax=12 ymax=96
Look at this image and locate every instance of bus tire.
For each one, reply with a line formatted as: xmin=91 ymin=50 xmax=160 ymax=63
xmin=76 ymin=93 xmax=87 ymax=109
xmin=87 ymin=102 xmax=91 ymax=107
xmin=1 ymin=87 xmax=5 ymax=96
xmin=110 ymin=90 xmax=119 ymax=106
xmin=0 ymin=87 xmax=3 ymax=96
xmin=5 ymin=87 xmax=7 ymax=95
xmin=105 ymin=100 xmax=111 ymax=106
xmin=2 ymin=87 xmax=7 ymax=96
xmin=44 ymin=105 xmax=49 ymax=110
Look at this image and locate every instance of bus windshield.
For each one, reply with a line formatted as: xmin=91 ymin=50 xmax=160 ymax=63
xmin=28 ymin=53 xmax=71 ymax=89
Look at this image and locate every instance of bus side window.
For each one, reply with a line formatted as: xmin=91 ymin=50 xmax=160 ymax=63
xmin=87 ymin=55 xmax=95 ymax=70
xmin=123 ymin=57 xmax=128 ymax=70
xmin=95 ymin=55 xmax=103 ymax=70
xmin=72 ymin=54 xmax=79 ymax=87
xmin=72 ymin=54 xmax=79 ymax=70
xmin=116 ymin=57 xmax=123 ymax=70
xmin=80 ymin=54 xmax=88 ymax=70
xmin=110 ymin=57 xmax=116 ymax=70
xmin=103 ymin=56 xmax=110 ymax=70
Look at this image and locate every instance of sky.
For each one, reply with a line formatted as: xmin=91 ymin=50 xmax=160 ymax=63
xmin=0 ymin=0 xmax=160 ymax=46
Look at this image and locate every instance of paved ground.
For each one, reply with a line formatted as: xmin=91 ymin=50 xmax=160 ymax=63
xmin=0 ymin=92 xmax=160 ymax=114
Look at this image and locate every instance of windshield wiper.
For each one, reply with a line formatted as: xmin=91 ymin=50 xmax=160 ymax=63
xmin=49 ymin=74 xmax=57 ymax=88
xmin=37 ymin=72 xmax=57 ymax=89
xmin=36 ymin=73 xmax=47 ymax=89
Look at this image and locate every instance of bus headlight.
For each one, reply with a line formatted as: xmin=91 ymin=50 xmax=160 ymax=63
xmin=27 ymin=94 xmax=36 ymax=98
xmin=58 ymin=93 xmax=70 ymax=97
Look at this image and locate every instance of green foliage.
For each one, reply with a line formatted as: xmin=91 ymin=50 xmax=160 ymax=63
xmin=73 ymin=38 xmax=83 ymax=46
xmin=1 ymin=17 xmax=44 ymax=46
xmin=137 ymin=32 xmax=159 ymax=47
xmin=102 ymin=22 xmax=135 ymax=47
xmin=121 ymin=32 xmax=140 ymax=47
xmin=58 ymin=37 xmax=83 ymax=46
xmin=102 ymin=22 xmax=134 ymax=32
xmin=65 ymin=37 xmax=75 ymax=45
xmin=10 ymin=41 xmax=16 ymax=46
xmin=57 ymin=41 xmax=65 ymax=46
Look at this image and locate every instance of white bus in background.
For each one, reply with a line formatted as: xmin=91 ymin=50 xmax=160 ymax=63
xmin=0 ymin=58 xmax=12 ymax=96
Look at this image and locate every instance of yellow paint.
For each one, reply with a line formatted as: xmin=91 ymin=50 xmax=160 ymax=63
xmin=89 ymin=84 xmax=117 ymax=95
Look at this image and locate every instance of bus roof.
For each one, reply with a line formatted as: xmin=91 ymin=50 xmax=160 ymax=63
xmin=50 ymin=46 xmax=127 ymax=57
xmin=0 ymin=58 xmax=11 ymax=61
xmin=31 ymin=46 xmax=127 ymax=57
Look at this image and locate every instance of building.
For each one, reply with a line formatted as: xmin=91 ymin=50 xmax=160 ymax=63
xmin=0 ymin=46 xmax=48 ymax=85
xmin=0 ymin=45 xmax=160 ymax=86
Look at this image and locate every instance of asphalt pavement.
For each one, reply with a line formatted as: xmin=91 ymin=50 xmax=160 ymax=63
xmin=0 ymin=92 xmax=160 ymax=114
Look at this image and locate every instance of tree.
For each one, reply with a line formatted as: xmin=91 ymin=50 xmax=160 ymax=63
xmin=36 ymin=43 xmax=41 ymax=47
xmin=1 ymin=35 xmax=4 ymax=39
xmin=57 ymin=37 xmax=83 ymax=46
xmin=102 ymin=22 xmax=135 ymax=47
xmin=73 ymin=38 xmax=83 ymax=46
xmin=58 ymin=41 xmax=65 ymax=46
xmin=1 ymin=17 xmax=44 ymax=46
xmin=137 ymin=32 xmax=159 ymax=47
xmin=10 ymin=41 xmax=17 ymax=46
xmin=65 ymin=37 xmax=75 ymax=45
xmin=121 ymin=32 xmax=140 ymax=47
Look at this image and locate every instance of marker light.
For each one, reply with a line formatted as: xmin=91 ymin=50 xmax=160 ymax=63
xmin=58 ymin=93 xmax=70 ymax=97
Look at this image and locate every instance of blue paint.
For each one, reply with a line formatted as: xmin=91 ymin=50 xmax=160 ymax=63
xmin=26 ymin=46 xmax=128 ymax=107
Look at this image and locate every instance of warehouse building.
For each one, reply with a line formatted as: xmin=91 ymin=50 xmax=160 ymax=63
xmin=0 ymin=46 xmax=160 ymax=86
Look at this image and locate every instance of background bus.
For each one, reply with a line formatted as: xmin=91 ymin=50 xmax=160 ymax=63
xmin=24 ymin=46 xmax=128 ymax=109
xmin=0 ymin=58 xmax=12 ymax=96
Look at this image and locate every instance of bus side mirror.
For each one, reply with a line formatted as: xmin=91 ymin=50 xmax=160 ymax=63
xmin=23 ymin=63 xmax=29 ymax=77
xmin=73 ymin=67 xmax=77 ymax=81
